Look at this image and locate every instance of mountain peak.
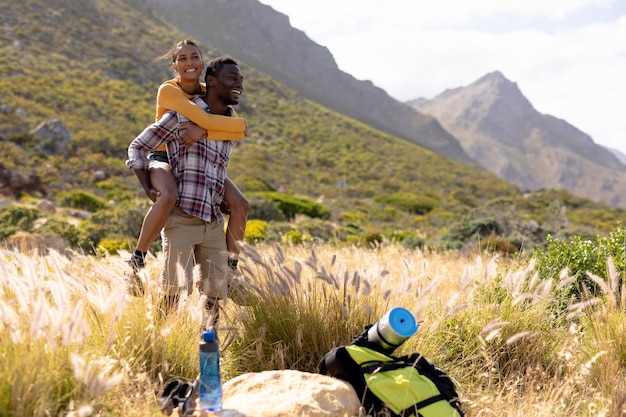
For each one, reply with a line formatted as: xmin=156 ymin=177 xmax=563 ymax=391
xmin=411 ymin=70 xmax=536 ymax=142
xmin=469 ymin=71 xmax=534 ymax=114
xmin=479 ymin=70 xmax=507 ymax=82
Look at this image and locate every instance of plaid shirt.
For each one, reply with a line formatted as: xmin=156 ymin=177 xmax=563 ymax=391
xmin=126 ymin=96 xmax=235 ymax=223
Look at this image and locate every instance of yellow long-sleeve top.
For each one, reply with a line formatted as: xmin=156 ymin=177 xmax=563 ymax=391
xmin=154 ymin=78 xmax=246 ymax=151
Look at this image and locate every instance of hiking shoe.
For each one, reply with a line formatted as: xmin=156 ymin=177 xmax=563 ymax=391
xmin=227 ymin=257 xmax=238 ymax=270
xmin=127 ymin=254 xmax=146 ymax=273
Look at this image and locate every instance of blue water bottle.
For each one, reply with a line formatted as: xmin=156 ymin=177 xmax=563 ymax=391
xmin=199 ymin=327 xmax=222 ymax=411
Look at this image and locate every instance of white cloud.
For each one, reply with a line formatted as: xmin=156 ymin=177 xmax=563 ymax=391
xmin=258 ymin=0 xmax=626 ymax=153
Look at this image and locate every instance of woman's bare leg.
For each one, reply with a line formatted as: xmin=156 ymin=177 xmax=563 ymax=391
xmin=223 ymin=177 xmax=249 ymax=256
xmin=135 ymin=163 xmax=178 ymax=255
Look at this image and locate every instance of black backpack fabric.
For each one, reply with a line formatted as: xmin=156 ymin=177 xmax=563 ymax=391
xmin=319 ymin=328 xmax=464 ymax=417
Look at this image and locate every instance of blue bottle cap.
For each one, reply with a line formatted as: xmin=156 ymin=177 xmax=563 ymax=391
xmin=202 ymin=330 xmax=216 ymax=342
xmin=387 ymin=307 xmax=418 ymax=337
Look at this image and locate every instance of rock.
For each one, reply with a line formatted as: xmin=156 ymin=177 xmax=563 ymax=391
xmin=0 ymin=164 xmax=50 ymax=198
xmin=37 ymin=198 xmax=56 ymax=213
xmin=93 ymin=170 xmax=107 ymax=181
xmin=221 ymin=370 xmax=361 ymax=417
xmin=31 ymin=118 xmax=72 ymax=157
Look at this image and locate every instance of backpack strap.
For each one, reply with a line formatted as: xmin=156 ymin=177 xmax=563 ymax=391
xmin=361 ymin=359 xmax=408 ymax=374
xmin=399 ymin=394 xmax=448 ymax=417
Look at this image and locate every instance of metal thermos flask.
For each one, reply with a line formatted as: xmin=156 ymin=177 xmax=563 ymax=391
xmin=367 ymin=307 xmax=418 ymax=351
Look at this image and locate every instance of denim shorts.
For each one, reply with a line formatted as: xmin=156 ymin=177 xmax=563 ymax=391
xmin=148 ymin=151 xmax=169 ymax=169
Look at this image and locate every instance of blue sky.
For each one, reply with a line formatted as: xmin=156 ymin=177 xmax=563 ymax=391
xmin=259 ymin=0 xmax=626 ymax=154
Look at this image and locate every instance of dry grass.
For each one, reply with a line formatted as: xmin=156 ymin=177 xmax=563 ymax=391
xmin=0 ymin=242 xmax=625 ymax=416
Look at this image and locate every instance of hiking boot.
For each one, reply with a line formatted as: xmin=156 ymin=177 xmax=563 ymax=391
xmin=127 ymin=254 xmax=146 ymax=273
xmin=125 ymin=254 xmax=146 ymax=297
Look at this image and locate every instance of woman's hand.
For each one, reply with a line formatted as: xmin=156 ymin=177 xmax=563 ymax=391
xmin=147 ymin=187 xmax=161 ymax=202
xmin=179 ymin=123 xmax=207 ymax=147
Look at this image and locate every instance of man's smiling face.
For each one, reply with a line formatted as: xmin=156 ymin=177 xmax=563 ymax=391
xmin=213 ymin=64 xmax=244 ymax=106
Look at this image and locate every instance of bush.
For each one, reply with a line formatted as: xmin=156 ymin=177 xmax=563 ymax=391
xmin=374 ymin=192 xmax=438 ymax=215
xmin=231 ymin=175 xmax=275 ymax=192
xmin=263 ymin=221 xmax=297 ymax=243
xmin=532 ymin=225 xmax=626 ymax=299
xmin=254 ymin=192 xmax=329 ymax=221
xmin=245 ymin=219 xmax=269 ymax=243
xmin=37 ymin=218 xmax=93 ymax=253
xmin=247 ymin=194 xmax=285 ymax=222
xmin=442 ymin=216 xmax=500 ymax=246
xmin=292 ymin=217 xmax=337 ymax=242
xmin=57 ymin=190 xmax=108 ymax=212
xmin=282 ymin=229 xmax=304 ymax=245
xmin=391 ymin=230 xmax=426 ymax=250
xmin=0 ymin=206 xmax=41 ymax=238
xmin=97 ymin=237 xmax=132 ymax=256
xmin=85 ymin=200 xmax=150 ymax=243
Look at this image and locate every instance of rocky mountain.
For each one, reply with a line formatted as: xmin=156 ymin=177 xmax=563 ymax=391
xmin=140 ymin=0 xmax=476 ymax=165
xmin=408 ymin=71 xmax=626 ymax=208
xmin=605 ymin=147 xmax=626 ymax=165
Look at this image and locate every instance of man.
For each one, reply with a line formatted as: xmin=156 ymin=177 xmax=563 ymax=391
xmin=126 ymin=56 xmax=244 ymax=327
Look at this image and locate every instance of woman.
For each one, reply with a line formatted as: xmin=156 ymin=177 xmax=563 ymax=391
xmin=129 ymin=40 xmax=249 ymax=275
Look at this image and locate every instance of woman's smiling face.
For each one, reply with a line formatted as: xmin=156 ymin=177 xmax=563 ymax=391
xmin=172 ymin=43 xmax=203 ymax=82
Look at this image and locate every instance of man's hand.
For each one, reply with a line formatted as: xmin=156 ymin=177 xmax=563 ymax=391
xmin=179 ymin=123 xmax=207 ymax=147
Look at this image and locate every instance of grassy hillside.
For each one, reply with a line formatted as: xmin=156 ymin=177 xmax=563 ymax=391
xmin=1 ymin=0 xmax=626 ymax=253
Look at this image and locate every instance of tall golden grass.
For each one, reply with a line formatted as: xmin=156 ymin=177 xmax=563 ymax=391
xmin=0 ymin=242 xmax=624 ymax=416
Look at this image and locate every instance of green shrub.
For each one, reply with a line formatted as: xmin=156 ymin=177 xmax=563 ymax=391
xmin=95 ymin=178 xmax=137 ymax=202
xmin=232 ymin=175 xmax=275 ymax=192
xmin=57 ymin=190 xmax=108 ymax=212
xmin=391 ymin=230 xmax=426 ymax=250
xmin=262 ymin=222 xmax=296 ymax=243
xmin=282 ymin=229 xmax=304 ymax=245
xmin=532 ymin=226 xmax=626 ymax=299
xmin=247 ymin=194 xmax=285 ymax=222
xmin=293 ymin=217 xmax=337 ymax=242
xmin=374 ymin=192 xmax=438 ymax=215
xmin=362 ymin=230 xmax=384 ymax=247
xmin=338 ymin=210 xmax=368 ymax=225
xmin=0 ymin=206 xmax=41 ymax=239
xmin=85 ymin=200 xmax=150 ymax=243
xmin=442 ymin=216 xmax=500 ymax=246
xmin=254 ymin=192 xmax=329 ymax=221
xmin=37 ymin=218 xmax=93 ymax=253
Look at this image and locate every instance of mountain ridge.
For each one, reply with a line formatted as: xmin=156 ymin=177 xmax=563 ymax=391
xmin=408 ymin=71 xmax=626 ymax=207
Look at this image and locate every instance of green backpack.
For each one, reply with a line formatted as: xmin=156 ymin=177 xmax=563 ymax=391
xmin=319 ymin=335 xmax=464 ymax=417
